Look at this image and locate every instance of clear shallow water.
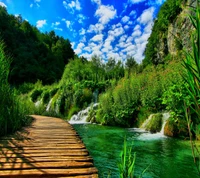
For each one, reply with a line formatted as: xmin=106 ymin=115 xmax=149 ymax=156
xmin=73 ymin=124 xmax=199 ymax=178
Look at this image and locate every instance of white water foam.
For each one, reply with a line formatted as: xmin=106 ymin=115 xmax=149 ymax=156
xmin=46 ymin=98 xmax=53 ymax=111
xmin=135 ymin=112 xmax=170 ymax=140
xmin=35 ymin=99 xmax=42 ymax=107
xmin=69 ymin=103 xmax=98 ymax=124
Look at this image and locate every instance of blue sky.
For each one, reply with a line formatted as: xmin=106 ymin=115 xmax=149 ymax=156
xmin=0 ymin=0 xmax=165 ymax=63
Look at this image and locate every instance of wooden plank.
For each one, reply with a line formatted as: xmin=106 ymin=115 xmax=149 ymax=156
xmin=0 ymin=115 xmax=98 ymax=177
xmin=0 ymin=156 xmax=94 ymax=163
xmin=0 ymin=167 xmax=98 ymax=176
xmin=0 ymin=161 xmax=94 ymax=170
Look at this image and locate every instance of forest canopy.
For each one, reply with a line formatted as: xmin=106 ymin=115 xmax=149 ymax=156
xmin=0 ymin=6 xmax=74 ymax=85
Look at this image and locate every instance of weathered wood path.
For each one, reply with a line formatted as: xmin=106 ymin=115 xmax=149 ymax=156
xmin=0 ymin=115 xmax=98 ymax=177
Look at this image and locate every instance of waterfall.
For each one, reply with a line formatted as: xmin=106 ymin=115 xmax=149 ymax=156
xmin=141 ymin=114 xmax=154 ymax=129
xmin=35 ymin=99 xmax=42 ymax=107
xmin=140 ymin=112 xmax=170 ymax=135
xmin=69 ymin=103 xmax=98 ymax=124
xmin=160 ymin=113 xmax=170 ymax=134
xmin=46 ymin=98 xmax=53 ymax=111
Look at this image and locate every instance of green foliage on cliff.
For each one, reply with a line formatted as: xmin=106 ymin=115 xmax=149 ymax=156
xmin=143 ymin=0 xmax=184 ymax=66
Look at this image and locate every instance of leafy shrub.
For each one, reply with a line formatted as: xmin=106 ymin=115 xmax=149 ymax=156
xmin=42 ymin=90 xmax=50 ymax=104
xmin=30 ymin=89 xmax=43 ymax=102
xmin=17 ymin=82 xmax=35 ymax=94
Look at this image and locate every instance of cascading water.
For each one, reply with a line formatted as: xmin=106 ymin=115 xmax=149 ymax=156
xmin=35 ymin=99 xmax=42 ymax=107
xmin=46 ymin=98 xmax=53 ymax=111
xmin=160 ymin=112 xmax=170 ymax=134
xmin=69 ymin=103 xmax=98 ymax=124
xmin=132 ymin=112 xmax=170 ymax=140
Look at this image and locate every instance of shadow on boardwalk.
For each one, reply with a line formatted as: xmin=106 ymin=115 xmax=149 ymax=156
xmin=0 ymin=115 xmax=98 ymax=177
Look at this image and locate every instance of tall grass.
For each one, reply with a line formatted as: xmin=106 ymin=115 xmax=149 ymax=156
xmin=183 ymin=0 xmax=200 ymax=175
xmin=0 ymin=41 xmax=32 ymax=137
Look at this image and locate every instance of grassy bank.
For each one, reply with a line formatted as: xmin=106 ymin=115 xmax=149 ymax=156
xmin=0 ymin=41 xmax=33 ymax=137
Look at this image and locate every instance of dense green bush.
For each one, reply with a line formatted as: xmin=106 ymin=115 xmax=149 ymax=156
xmin=0 ymin=41 xmax=32 ymax=136
xmin=30 ymin=89 xmax=43 ymax=102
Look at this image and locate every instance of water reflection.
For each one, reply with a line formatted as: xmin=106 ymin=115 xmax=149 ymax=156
xmin=73 ymin=124 xmax=198 ymax=178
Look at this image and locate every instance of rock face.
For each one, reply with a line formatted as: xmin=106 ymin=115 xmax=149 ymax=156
xmin=157 ymin=0 xmax=196 ymax=60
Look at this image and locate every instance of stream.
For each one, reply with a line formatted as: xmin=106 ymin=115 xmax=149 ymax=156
xmin=73 ymin=124 xmax=199 ymax=178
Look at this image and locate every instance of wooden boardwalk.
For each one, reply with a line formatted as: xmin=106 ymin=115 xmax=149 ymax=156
xmin=0 ymin=115 xmax=98 ymax=177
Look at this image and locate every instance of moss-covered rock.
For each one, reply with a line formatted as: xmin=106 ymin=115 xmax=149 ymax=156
xmin=164 ymin=118 xmax=188 ymax=138
xmin=146 ymin=113 xmax=162 ymax=133
xmin=164 ymin=119 xmax=178 ymax=137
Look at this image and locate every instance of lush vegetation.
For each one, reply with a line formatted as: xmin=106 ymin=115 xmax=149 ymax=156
xmin=0 ymin=6 xmax=74 ymax=85
xmin=0 ymin=41 xmax=33 ymax=136
xmin=143 ymin=0 xmax=184 ymax=66
xmin=183 ymin=1 xmax=200 ymax=174
xmin=0 ymin=0 xmax=199 ymax=141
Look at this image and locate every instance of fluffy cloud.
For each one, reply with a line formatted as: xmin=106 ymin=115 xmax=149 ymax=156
xmin=147 ymin=0 xmax=165 ymax=6
xmin=129 ymin=0 xmax=146 ymax=4
xmin=132 ymin=29 xmax=142 ymax=38
xmin=75 ymin=42 xmax=85 ymax=54
xmin=77 ymin=14 xmax=87 ymax=24
xmin=79 ymin=28 xmax=86 ymax=35
xmin=121 ymin=16 xmax=130 ymax=23
xmin=36 ymin=20 xmax=47 ymax=28
xmin=54 ymin=27 xmax=63 ymax=31
xmin=137 ymin=7 xmax=155 ymax=25
xmin=65 ymin=20 xmax=71 ymax=28
xmin=91 ymin=0 xmax=101 ymax=5
xmin=95 ymin=5 xmax=117 ymax=25
xmin=63 ymin=0 xmax=81 ymax=14
xmin=87 ymin=23 xmax=104 ymax=33
xmin=130 ymin=10 xmax=136 ymax=17
xmin=52 ymin=22 xmax=60 ymax=26
xmin=0 ymin=2 xmax=7 ymax=7
xmin=91 ymin=34 xmax=103 ymax=42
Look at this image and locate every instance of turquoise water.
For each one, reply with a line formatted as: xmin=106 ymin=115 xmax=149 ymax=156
xmin=73 ymin=124 xmax=199 ymax=178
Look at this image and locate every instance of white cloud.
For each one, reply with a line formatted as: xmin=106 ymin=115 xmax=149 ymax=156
xmin=75 ymin=42 xmax=85 ymax=54
xmin=63 ymin=0 xmax=81 ymax=14
xmin=91 ymin=0 xmax=101 ymax=5
xmin=79 ymin=28 xmax=86 ymax=35
xmin=30 ymin=4 xmax=33 ymax=8
xmin=95 ymin=5 xmax=117 ymax=25
xmin=124 ymin=25 xmax=129 ymax=30
xmin=119 ymin=35 xmax=127 ymax=43
xmin=137 ymin=7 xmax=155 ymax=25
xmin=52 ymin=22 xmax=60 ymax=26
xmin=121 ymin=16 xmax=130 ymax=23
xmin=130 ymin=10 xmax=136 ymax=17
xmin=65 ymin=20 xmax=71 ymax=28
xmin=132 ymin=29 xmax=142 ymax=38
xmin=84 ymin=46 xmax=92 ymax=52
xmin=147 ymin=0 xmax=165 ymax=6
xmin=129 ymin=0 xmax=145 ymax=4
xmin=91 ymin=34 xmax=103 ymax=42
xmin=0 ymin=2 xmax=7 ymax=7
xmin=71 ymin=42 xmax=75 ymax=49
xmin=36 ymin=20 xmax=47 ymax=28
xmin=87 ymin=23 xmax=104 ymax=33
xmin=54 ymin=27 xmax=63 ymax=31
xmin=77 ymin=14 xmax=86 ymax=24
xmin=134 ymin=24 xmax=141 ymax=31
xmin=109 ymin=26 xmax=125 ymax=37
